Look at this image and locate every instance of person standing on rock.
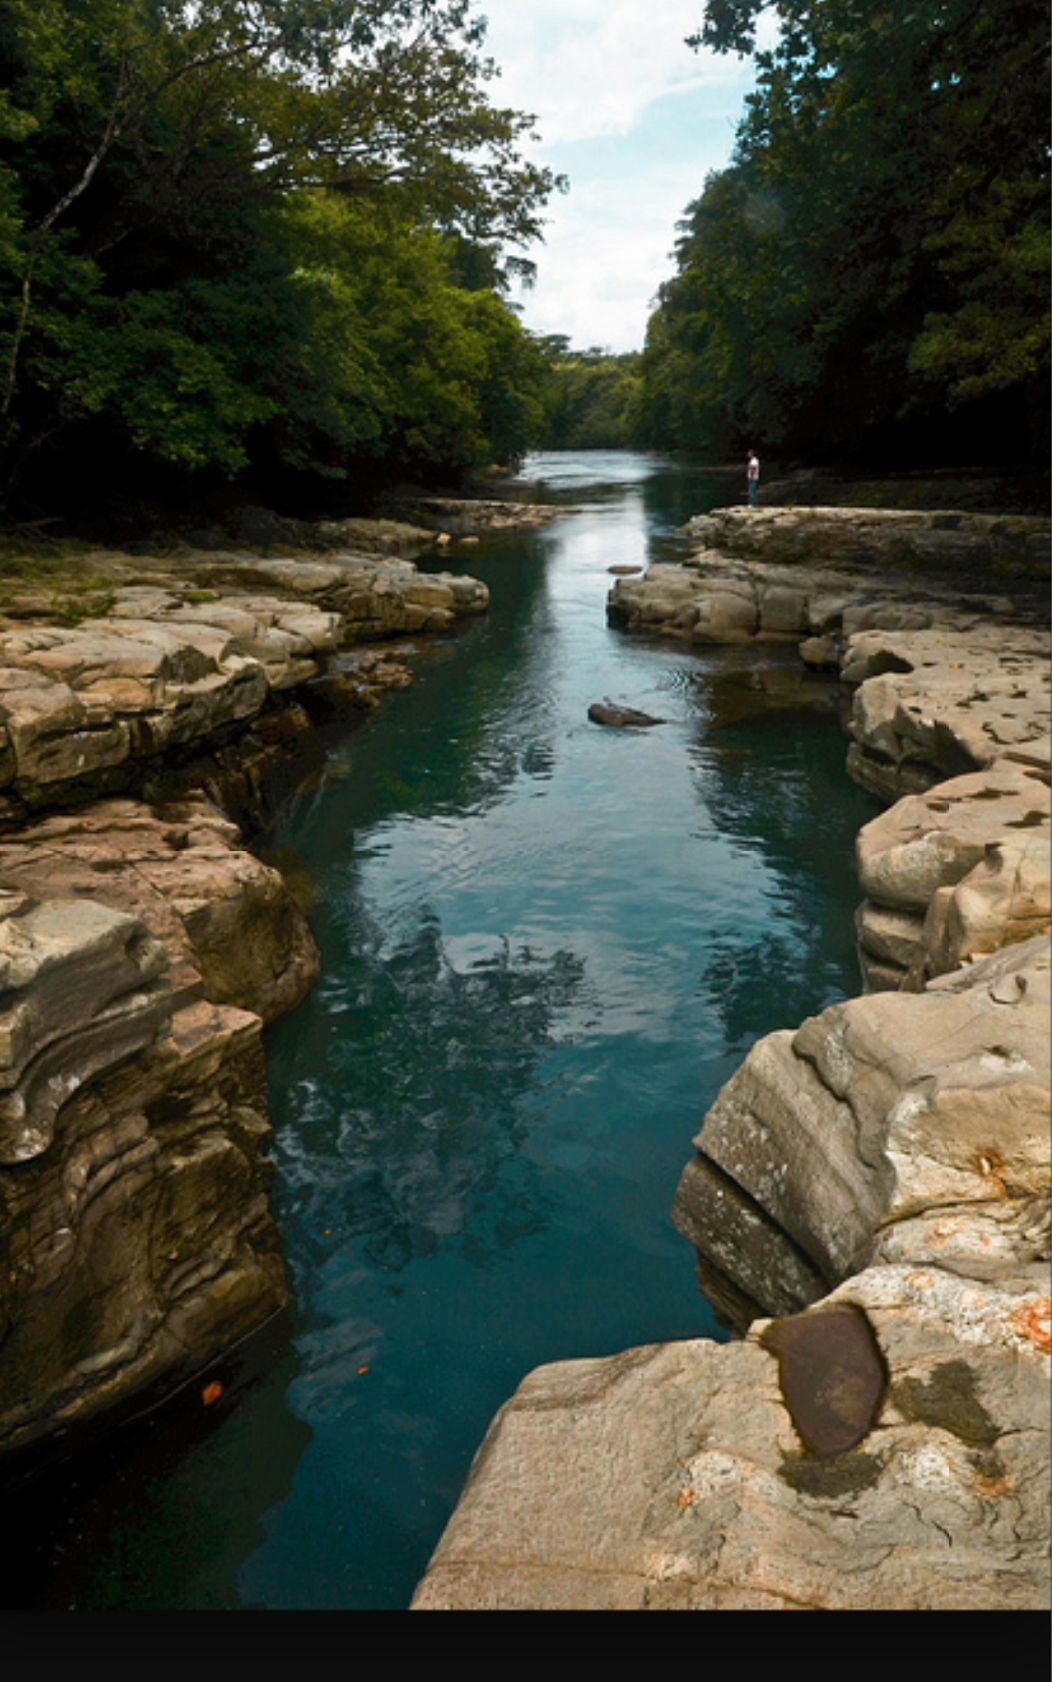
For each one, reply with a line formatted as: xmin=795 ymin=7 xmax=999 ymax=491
xmin=746 ymin=450 xmax=760 ymax=507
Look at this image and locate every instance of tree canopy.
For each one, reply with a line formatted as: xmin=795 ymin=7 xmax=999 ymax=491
xmin=0 ymin=0 xmax=561 ymax=515
xmin=638 ymin=0 xmax=1050 ymax=466
xmin=534 ymin=343 xmax=643 ymax=451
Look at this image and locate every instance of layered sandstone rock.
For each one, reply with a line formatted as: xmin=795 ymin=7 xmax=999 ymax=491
xmin=855 ymin=761 xmax=1051 ymax=990
xmin=163 ymin=553 xmax=489 ymax=640
xmin=387 ymin=494 xmax=564 ymax=536
xmin=412 ymin=1263 xmax=1050 ymax=1610
xmin=415 ymin=939 xmax=1050 ymax=1610
xmin=0 ymin=796 xmax=318 ymax=1463
xmin=681 ymin=505 xmax=1050 ymax=580
xmin=841 ymin=622 xmax=1051 ymax=802
xmin=0 ymin=539 xmax=489 ymax=1469
xmin=674 ymin=937 xmax=1049 ymax=1312
xmin=0 ymin=557 xmax=485 ymax=820
xmin=0 ymin=793 xmax=316 ymax=1466
xmin=0 ymin=975 xmax=286 ymax=1462
xmin=0 ymin=540 xmax=477 ymax=1467
xmin=0 ymin=796 xmax=319 ymax=1022
xmin=605 ymin=549 xmax=1024 ymax=651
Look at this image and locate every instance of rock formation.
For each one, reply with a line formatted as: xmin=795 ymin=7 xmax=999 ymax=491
xmin=841 ymin=622 xmax=1050 ymax=802
xmin=681 ymin=505 xmax=1050 ymax=580
xmin=0 ymin=540 xmax=489 ymax=1472
xmin=855 ymin=762 xmax=1050 ymax=991
xmin=412 ymin=1255 xmax=1049 ymax=1610
xmin=0 ymin=553 xmax=486 ymax=824
xmin=386 ymin=494 xmax=566 ymax=537
xmin=413 ymin=933 xmax=1050 ymax=1610
xmin=0 ymin=872 xmax=294 ymax=1463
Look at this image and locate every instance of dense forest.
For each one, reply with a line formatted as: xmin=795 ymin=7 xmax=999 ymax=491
xmin=634 ymin=0 xmax=1050 ymax=468
xmin=0 ymin=0 xmax=560 ymax=522
xmin=534 ymin=342 xmax=642 ymax=451
xmin=1 ymin=1 xmax=1047 ymax=522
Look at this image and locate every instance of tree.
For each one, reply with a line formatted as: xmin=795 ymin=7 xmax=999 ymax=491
xmin=640 ymin=0 xmax=1050 ymax=463
xmin=536 ymin=346 xmax=643 ymax=451
xmin=0 ymin=0 xmax=561 ymax=506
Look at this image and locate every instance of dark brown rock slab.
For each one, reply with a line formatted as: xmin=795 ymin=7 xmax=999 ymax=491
xmin=759 ymin=1302 xmax=887 ymax=1456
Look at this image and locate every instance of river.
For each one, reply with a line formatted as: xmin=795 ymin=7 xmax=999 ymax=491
xmin=6 ymin=450 xmax=880 ymax=1609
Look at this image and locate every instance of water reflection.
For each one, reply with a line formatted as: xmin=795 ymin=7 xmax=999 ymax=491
xmin=687 ymin=666 xmax=880 ymax=1044
xmin=3 ymin=1337 xmax=311 ymax=1610
xmin=271 ymin=908 xmax=587 ymax=1277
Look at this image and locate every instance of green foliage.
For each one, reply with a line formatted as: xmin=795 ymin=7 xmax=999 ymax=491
xmin=642 ymin=0 xmax=1049 ymax=462
xmin=275 ymin=192 xmax=548 ymax=477
xmin=537 ymin=345 xmax=644 ymax=450
xmin=0 ymin=0 xmax=560 ymax=507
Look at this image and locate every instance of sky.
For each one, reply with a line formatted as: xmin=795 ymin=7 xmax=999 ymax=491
xmin=475 ymin=1 xmax=768 ymax=354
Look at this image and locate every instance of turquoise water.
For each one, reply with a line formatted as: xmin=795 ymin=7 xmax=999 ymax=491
xmin=3 ymin=451 xmax=879 ymax=1609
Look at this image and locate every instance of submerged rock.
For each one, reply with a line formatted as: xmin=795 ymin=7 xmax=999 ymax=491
xmin=587 ymin=700 xmax=665 ymax=728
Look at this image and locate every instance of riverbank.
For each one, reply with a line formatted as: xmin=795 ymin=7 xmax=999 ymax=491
xmin=0 ymin=524 xmax=503 ymax=1475
xmin=412 ymin=504 xmax=1050 ymax=1610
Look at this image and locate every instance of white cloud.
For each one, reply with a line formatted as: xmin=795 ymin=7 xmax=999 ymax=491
xmin=469 ymin=0 xmax=766 ymax=350
xmin=480 ymin=0 xmax=749 ymax=144
xmin=511 ymin=173 xmax=700 ymax=352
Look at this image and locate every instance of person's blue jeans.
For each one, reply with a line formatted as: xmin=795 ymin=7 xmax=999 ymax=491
xmin=748 ymin=481 xmax=758 ymax=506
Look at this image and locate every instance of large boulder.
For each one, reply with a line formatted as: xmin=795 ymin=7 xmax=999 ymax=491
xmin=0 ymin=795 xmax=318 ymax=1024
xmin=413 ymin=939 xmax=1050 ymax=1610
xmin=412 ymin=1264 xmax=1050 ymax=1610
xmin=672 ymin=937 xmax=1049 ymax=1313
xmin=855 ymin=760 xmax=1051 ymax=990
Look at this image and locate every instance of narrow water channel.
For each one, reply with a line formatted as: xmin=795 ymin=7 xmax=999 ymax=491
xmin=7 ymin=451 xmax=880 ymax=1609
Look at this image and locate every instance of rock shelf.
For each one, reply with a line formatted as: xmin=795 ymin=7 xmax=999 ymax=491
xmin=0 ymin=543 xmax=487 ymax=1468
xmin=412 ymin=507 xmax=1051 ymax=1611
xmin=0 ymin=551 xmax=486 ymax=823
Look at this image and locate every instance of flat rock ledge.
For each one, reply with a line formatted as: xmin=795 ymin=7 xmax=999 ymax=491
xmin=0 ymin=549 xmax=487 ymax=823
xmin=842 ymin=621 xmax=1050 ymax=804
xmin=606 ymin=549 xmax=1046 ymax=658
xmin=0 ymin=545 xmax=489 ymax=1471
xmin=387 ymin=494 xmax=566 ymax=538
xmin=682 ymin=505 xmax=1050 ymax=580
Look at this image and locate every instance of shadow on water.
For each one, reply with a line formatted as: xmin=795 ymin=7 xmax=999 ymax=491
xmin=686 ymin=653 xmax=882 ymax=1048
